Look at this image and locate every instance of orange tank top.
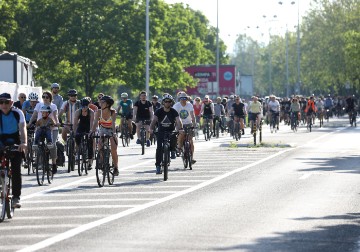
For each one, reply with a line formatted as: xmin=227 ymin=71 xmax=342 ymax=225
xmin=99 ymin=110 xmax=113 ymax=128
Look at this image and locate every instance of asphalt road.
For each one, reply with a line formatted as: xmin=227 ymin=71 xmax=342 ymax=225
xmin=1 ymin=117 xmax=360 ymax=252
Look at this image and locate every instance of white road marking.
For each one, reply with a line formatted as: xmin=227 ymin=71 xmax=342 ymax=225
xmin=0 ymin=224 xmax=78 ymax=230
xmin=19 ymin=205 xmax=137 ymax=211
xmin=299 ymin=173 xmax=313 ymax=180
xmin=13 ymin=215 xmax=108 ymax=220
xmin=24 ymin=198 xmax=158 ymax=203
xmin=33 ymin=191 xmax=179 ymax=197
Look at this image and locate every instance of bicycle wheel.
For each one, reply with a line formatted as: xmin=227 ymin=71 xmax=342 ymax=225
xmin=121 ymin=127 xmax=126 ymax=147
xmin=181 ymin=145 xmax=188 ymax=169
xmin=0 ymin=174 xmax=8 ymax=222
xmin=36 ymin=150 xmax=45 ymax=186
xmin=215 ymin=121 xmax=219 ymax=138
xmin=106 ymin=152 xmax=114 ymax=185
xmin=253 ymin=127 xmax=257 ymax=146
xmin=188 ymin=143 xmax=193 ymax=170
xmin=259 ymin=122 xmax=263 ymax=143
xmin=27 ymin=144 xmax=32 ymax=175
xmin=46 ymin=153 xmax=53 ymax=184
xmin=6 ymin=185 xmax=14 ymax=219
xmin=163 ymin=144 xmax=169 ymax=181
xmin=234 ymin=123 xmax=239 ymax=141
xmin=141 ymin=130 xmax=145 ymax=155
xmin=67 ymin=139 xmax=74 ymax=173
xmin=77 ymin=146 xmax=83 ymax=176
xmin=96 ymin=149 xmax=106 ymax=187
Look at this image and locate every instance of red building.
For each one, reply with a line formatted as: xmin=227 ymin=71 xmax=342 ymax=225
xmin=184 ymin=65 xmax=236 ymax=99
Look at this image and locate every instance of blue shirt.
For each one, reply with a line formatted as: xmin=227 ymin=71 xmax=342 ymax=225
xmin=119 ymin=99 xmax=133 ymax=115
xmin=22 ymin=100 xmax=37 ymax=122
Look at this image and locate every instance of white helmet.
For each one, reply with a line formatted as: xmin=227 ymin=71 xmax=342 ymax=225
xmin=40 ymin=105 xmax=52 ymax=113
xmin=162 ymin=94 xmax=174 ymax=105
xmin=121 ymin=92 xmax=128 ymax=98
xmin=28 ymin=92 xmax=39 ymax=101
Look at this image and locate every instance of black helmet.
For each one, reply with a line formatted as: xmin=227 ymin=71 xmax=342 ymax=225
xmin=100 ymin=95 xmax=114 ymax=106
xmin=80 ymin=98 xmax=90 ymax=107
xmin=67 ymin=89 xmax=78 ymax=96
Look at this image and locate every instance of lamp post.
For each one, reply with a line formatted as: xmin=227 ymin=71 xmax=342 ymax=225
xmin=145 ymin=0 xmax=150 ymax=95
xmin=216 ymin=0 xmax=220 ymax=97
xmin=296 ymin=0 xmax=301 ymax=94
xmin=278 ymin=1 xmax=295 ymax=97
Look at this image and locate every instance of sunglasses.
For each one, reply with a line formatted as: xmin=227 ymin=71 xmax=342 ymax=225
xmin=235 ymin=99 xmax=240 ymax=101
xmin=20 ymin=96 xmax=26 ymax=99
xmin=0 ymin=100 xmax=10 ymax=105
xmin=42 ymin=96 xmax=50 ymax=99
xmin=164 ymin=100 xmax=172 ymax=103
xmin=69 ymin=95 xmax=77 ymax=97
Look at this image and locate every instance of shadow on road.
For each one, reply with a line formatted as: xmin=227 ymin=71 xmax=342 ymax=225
xmin=296 ymin=155 xmax=360 ymax=174
xmin=212 ymin=213 xmax=360 ymax=252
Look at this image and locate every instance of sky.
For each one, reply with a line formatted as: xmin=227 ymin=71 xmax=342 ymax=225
xmin=164 ymin=0 xmax=313 ymax=53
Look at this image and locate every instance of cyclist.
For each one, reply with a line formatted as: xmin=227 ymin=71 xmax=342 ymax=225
xmin=173 ymin=92 xmax=196 ymax=162
xmin=13 ymin=93 xmax=27 ymax=110
xmin=22 ymin=92 xmax=39 ymax=125
xmin=324 ymin=94 xmax=333 ymax=118
xmin=290 ymin=97 xmax=301 ymax=129
xmin=193 ymin=97 xmax=202 ymax=127
xmin=74 ymin=98 xmax=95 ymax=169
xmin=59 ymin=89 xmax=81 ymax=142
xmin=200 ymin=95 xmax=214 ymax=134
xmin=345 ymin=95 xmax=357 ymax=123
xmin=229 ymin=96 xmax=246 ymax=135
xmin=316 ymin=97 xmax=324 ymax=121
xmin=213 ymin=97 xmax=225 ymax=135
xmin=305 ymin=96 xmax=317 ymax=128
xmin=50 ymin=83 xmax=63 ymax=111
xmin=0 ymin=93 xmax=27 ymax=208
xmin=149 ymin=94 xmax=183 ymax=174
xmin=151 ymin=95 xmax=161 ymax=113
xmin=34 ymin=105 xmax=55 ymax=145
xmin=28 ymin=91 xmax=59 ymax=174
xmin=267 ymin=95 xmax=280 ymax=132
xmin=91 ymin=95 xmax=119 ymax=176
xmin=133 ymin=91 xmax=153 ymax=147
xmin=117 ymin=92 xmax=133 ymax=139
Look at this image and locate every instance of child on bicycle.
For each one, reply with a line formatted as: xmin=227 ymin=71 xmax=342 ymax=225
xmin=34 ymin=105 xmax=55 ymax=145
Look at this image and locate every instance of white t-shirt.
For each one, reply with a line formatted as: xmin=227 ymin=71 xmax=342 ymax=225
xmin=268 ymin=100 xmax=280 ymax=112
xmin=173 ymin=102 xmax=194 ymax=125
xmin=35 ymin=102 xmax=58 ymax=122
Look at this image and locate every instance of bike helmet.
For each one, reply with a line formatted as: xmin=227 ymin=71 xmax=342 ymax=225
xmin=51 ymin=83 xmax=60 ymax=89
xmin=121 ymin=92 xmax=128 ymax=98
xmin=100 ymin=95 xmax=114 ymax=106
xmin=162 ymin=94 xmax=174 ymax=105
xmin=152 ymin=95 xmax=159 ymax=99
xmin=80 ymin=98 xmax=90 ymax=107
xmin=40 ymin=105 xmax=52 ymax=113
xmin=28 ymin=92 xmax=39 ymax=101
xmin=178 ymin=93 xmax=188 ymax=99
xmin=67 ymin=89 xmax=78 ymax=96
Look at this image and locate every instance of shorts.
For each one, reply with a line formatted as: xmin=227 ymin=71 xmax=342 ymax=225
xmin=183 ymin=124 xmax=194 ymax=137
xmin=123 ymin=113 xmax=133 ymax=120
xmin=248 ymin=113 xmax=260 ymax=121
xmin=136 ymin=118 xmax=151 ymax=125
xmin=234 ymin=114 xmax=245 ymax=120
xmin=99 ymin=127 xmax=114 ymax=137
xmin=202 ymin=114 xmax=213 ymax=120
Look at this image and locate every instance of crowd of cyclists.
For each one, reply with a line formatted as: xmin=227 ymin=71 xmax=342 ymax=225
xmin=0 ymin=81 xmax=358 ymax=208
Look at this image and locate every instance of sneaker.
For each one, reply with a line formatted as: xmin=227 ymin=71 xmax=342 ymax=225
xmin=12 ymin=197 xmax=21 ymax=208
xmin=171 ymin=151 xmax=176 ymax=159
xmin=242 ymin=129 xmax=245 ymax=135
xmin=52 ymin=164 xmax=57 ymax=174
xmin=130 ymin=134 xmax=134 ymax=140
xmin=136 ymin=139 xmax=141 ymax=144
xmin=191 ymin=159 xmax=197 ymax=165
xmin=114 ymin=167 xmax=119 ymax=176
xmin=156 ymin=166 xmax=162 ymax=174
xmin=47 ymin=142 xmax=53 ymax=146
xmin=146 ymin=140 xmax=151 ymax=147
xmin=88 ymin=163 xmax=92 ymax=170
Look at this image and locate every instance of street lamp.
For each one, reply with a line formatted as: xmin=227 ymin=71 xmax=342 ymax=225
xmin=145 ymin=0 xmax=150 ymax=95
xmin=216 ymin=0 xmax=220 ymax=97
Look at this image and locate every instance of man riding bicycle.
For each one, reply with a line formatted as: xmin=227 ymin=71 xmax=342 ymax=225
xmin=200 ymin=95 xmax=214 ymax=134
xmin=248 ymin=96 xmax=262 ymax=133
xmin=173 ymin=92 xmax=196 ymax=163
xmin=229 ymin=96 xmax=246 ymax=135
xmin=149 ymin=94 xmax=183 ymax=174
xmin=0 ymin=93 xmax=27 ymax=208
xmin=133 ymin=91 xmax=153 ymax=147
xmin=305 ymin=96 xmax=317 ymax=127
xmin=117 ymin=92 xmax=133 ymax=139
xmin=267 ymin=95 xmax=280 ymax=132
xmin=59 ymin=89 xmax=81 ymax=142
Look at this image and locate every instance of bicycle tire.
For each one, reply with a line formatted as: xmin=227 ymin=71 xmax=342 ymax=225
xmin=67 ymin=139 xmax=74 ymax=173
xmin=106 ymin=152 xmax=114 ymax=185
xmin=27 ymin=144 xmax=32 ymax=175
xmin=96 ymin=149 xmax=106 ymax=187
xmin=163 ymin=144 xmax=169 ymax=181
xmin=259 ymin=122 xmax=263 ymax=143
xmin=46 ymin=153 xmax=53 ymax=184
xmin=234 ymin=123 xmax=239 ymax=141
xmin=0 ymin=174 xmax=8 ymax=222
xmin=36 ymin=150 xmax=45 ymax=186
xmin=141 ymin=129 xmax=145 ymax=155
xmin=215 ymin=121 xmax=219 ymax=138
xmin=182 ymin=145 xmax=188 ymax=169
xmin=6 ymin=195 xmax=14 ymax=219
xmin=77 ymin=149 xmax=83 ymax=176
xmin=188 ymin=142 xmax=193 ymax=170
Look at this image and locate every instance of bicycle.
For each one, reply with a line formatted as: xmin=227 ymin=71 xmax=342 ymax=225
xmin=180 ymin=126 xmax=194 ymax=170
xmin=139 ymin=120 xmax=150 ymax=155
xmin=227 ymin=115 xmax=234 ymax=137
xmin=202 ymin=115 xmax=211 ymax=141
xmin=306 ymin=113 xmax=314 ymax=132
xmin=119 ymin=114 xmax=131 ymax=147
xmin=0 ymin=145 xmax=18 ymax=222
xmin=317 ymin=110 xmax=324 ymax=128
xmin=290 ymin=111 xmax=299 ymax=132
xmin=62 ymin=123 xmax=75 ymax=173
xmin=26 ymin=126 xmax=36 ymax=175
xmin=233 ymin=117 xmax=241 ymax=141
xmin=160 ymin=131 xmax=177 ymax=181
xmin=249 ymin=114 xmax=262 ymax=145
xmin=269 ymin=111 xmax=278 ymax=133
xmin=214 ymin=116 xmax=221 ymax=138
xmin=35 ymin=128 xmax=53 ymax=186
xmin=349 ymin=109 xmax=357 ymax=127
xmin=77 ymin=133 xmax=89 ymax=176
xmin=94 ymin=135 xmax=115 ymax=187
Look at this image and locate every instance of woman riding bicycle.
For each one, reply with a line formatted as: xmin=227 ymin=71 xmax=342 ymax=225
xmin=91 ymin=95 xmax=119 ymax=176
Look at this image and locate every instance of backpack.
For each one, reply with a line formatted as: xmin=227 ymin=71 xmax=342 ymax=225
xmin=0 ymin=108 xmax=20 ymax=133
xmin=56 ymin=141 xmax=65 ymax=166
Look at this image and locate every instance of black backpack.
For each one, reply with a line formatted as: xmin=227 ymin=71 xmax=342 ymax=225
xmin=56 ymin=141 xmax=65 ymax=166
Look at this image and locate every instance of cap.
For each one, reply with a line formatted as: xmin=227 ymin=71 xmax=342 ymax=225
xmin=0 ymin=93 xmax=11 ymax=100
